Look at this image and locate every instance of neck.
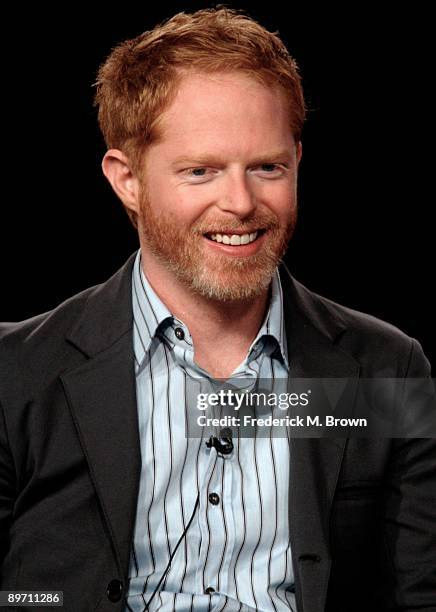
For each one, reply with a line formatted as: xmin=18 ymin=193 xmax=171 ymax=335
xmin=140 ymin=251 xmax=270 ymax=377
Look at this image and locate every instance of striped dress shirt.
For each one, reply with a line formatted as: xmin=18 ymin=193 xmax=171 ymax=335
xmin=125 ymin=249 xmax=296 ymax=612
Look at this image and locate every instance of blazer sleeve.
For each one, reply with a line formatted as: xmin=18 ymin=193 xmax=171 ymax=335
xmin=384 ymin=339 xmax=436 ymax=610
xmin=0 ymin=399 xmax=16 ymax=565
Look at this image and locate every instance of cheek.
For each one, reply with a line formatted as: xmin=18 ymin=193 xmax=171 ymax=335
xmin=255 ymin=175 xmax=296 ymax=200
xmin=144 ymin=178 xmax=187 ymax=218
xmin=264 ymin=185 xmax=296 ymax=219
xmin=171 ymin=187 xmax=215 ymax=222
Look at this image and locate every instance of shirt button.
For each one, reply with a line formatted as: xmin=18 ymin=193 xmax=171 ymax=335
xmin=205 ymin=586 xmax=215 ymax=594
xmin=106 ymin=579 xmax=123 ymax=602
xmin=208 ymin=492 xmax=220 ymax=505
xmin=174 ymin=327 xmax=185 ymax=340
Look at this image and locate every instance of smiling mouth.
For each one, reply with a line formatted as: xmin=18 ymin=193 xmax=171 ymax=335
xmin=204 ymin=230 xmax=264 ymax=245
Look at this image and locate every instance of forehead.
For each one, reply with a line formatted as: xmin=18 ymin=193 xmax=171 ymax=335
xmin=153 ymin=71 xmax=293 ymax=152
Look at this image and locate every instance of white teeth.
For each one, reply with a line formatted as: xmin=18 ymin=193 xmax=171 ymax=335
xmin=209 ymin=231 xmax=258 ymax=245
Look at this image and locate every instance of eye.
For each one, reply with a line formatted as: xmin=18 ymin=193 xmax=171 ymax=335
xmin=253 ymin=163 xmax=287 ymax=177
xmin=183 ymin=167 xmax=215 ymax=182
xmin=191 ymin=168 xmax=208 ymax=177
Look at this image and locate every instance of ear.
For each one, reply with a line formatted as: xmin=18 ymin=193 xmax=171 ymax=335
xmin=101 ymin=149 xmax=140 ymax=215
xmin=296 ymin=140 xmax=303 ymax=166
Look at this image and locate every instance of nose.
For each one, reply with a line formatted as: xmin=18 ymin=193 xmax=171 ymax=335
xmin=216 ymin=170 xmax=257 ymax=218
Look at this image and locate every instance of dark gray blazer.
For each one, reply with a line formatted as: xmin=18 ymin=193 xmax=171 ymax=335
xmin=1 ymin=252 xmax=435 ymax=611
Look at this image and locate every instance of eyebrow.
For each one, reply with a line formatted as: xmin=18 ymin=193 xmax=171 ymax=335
xmin=170 ymin=150 xmax=292 ymax=168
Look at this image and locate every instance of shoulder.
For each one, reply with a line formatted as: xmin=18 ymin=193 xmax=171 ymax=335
xmin=0 ymin=251 xmax=137 ymax=356
xmin=301 ymin=278 xmax=407 ymax=338
xmin=0 ymin=284 xmax=102 ymax=403
xmin=0 ymin=284 xmax=99 ymax=352
xmin=0 ymin=251 xmax=137 ymax=394
xmin=280 ymin=269 xmax=430 ymax=376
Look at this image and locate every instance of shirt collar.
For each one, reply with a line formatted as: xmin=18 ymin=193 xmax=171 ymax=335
xmin=132 ymin=248 xmax=289 ymax=371
xmin=132 ymin=250 xmax=173 ymax=367
xmin=244 ymin=267 xmax=289 ymax=370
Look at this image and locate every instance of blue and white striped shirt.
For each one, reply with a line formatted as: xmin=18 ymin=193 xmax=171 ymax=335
xmin=125 ymin=249 xmax=296 ymax=611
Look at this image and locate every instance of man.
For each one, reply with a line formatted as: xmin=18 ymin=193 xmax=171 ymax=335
xmin=0 ymin=7 xmax=435 ymax=612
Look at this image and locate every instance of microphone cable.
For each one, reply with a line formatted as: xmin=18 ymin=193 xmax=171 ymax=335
xmin=144 ymin=493 xmax=200 ymax=610
xmin=143 ymin=428 xmax=233 ymax=609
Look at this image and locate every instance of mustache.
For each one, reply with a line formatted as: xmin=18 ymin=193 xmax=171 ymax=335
xmin=192 ymin=211 xmax=281 ymax=234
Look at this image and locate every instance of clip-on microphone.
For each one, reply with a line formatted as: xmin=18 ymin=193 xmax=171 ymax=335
xmin=205 ymin=427 xmax=234 ymax=455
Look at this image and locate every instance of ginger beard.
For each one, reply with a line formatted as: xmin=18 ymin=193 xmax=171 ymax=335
xmin=137 ymin=186 xmax=297 ymax=302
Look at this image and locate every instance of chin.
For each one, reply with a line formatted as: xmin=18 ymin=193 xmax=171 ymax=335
xmin=184 ymin=265 xmax=276 ymax=302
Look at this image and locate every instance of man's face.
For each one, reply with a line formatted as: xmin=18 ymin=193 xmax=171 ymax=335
xmin=136 ymin=71 xmax=301 ymax=301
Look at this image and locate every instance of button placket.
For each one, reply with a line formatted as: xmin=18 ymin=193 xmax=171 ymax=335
xmin=195 ymin=442 xmax=220 ymax=593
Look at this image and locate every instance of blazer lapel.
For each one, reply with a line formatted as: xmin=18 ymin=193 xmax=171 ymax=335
xmin=280 ymin=265 xmax=360 ymax=612
xmin=60 ymin=252 xmax=141 ymax=581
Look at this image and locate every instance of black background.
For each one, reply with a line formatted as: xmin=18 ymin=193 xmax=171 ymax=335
xmin=1 ymin=3 xmax=434 ymax=366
